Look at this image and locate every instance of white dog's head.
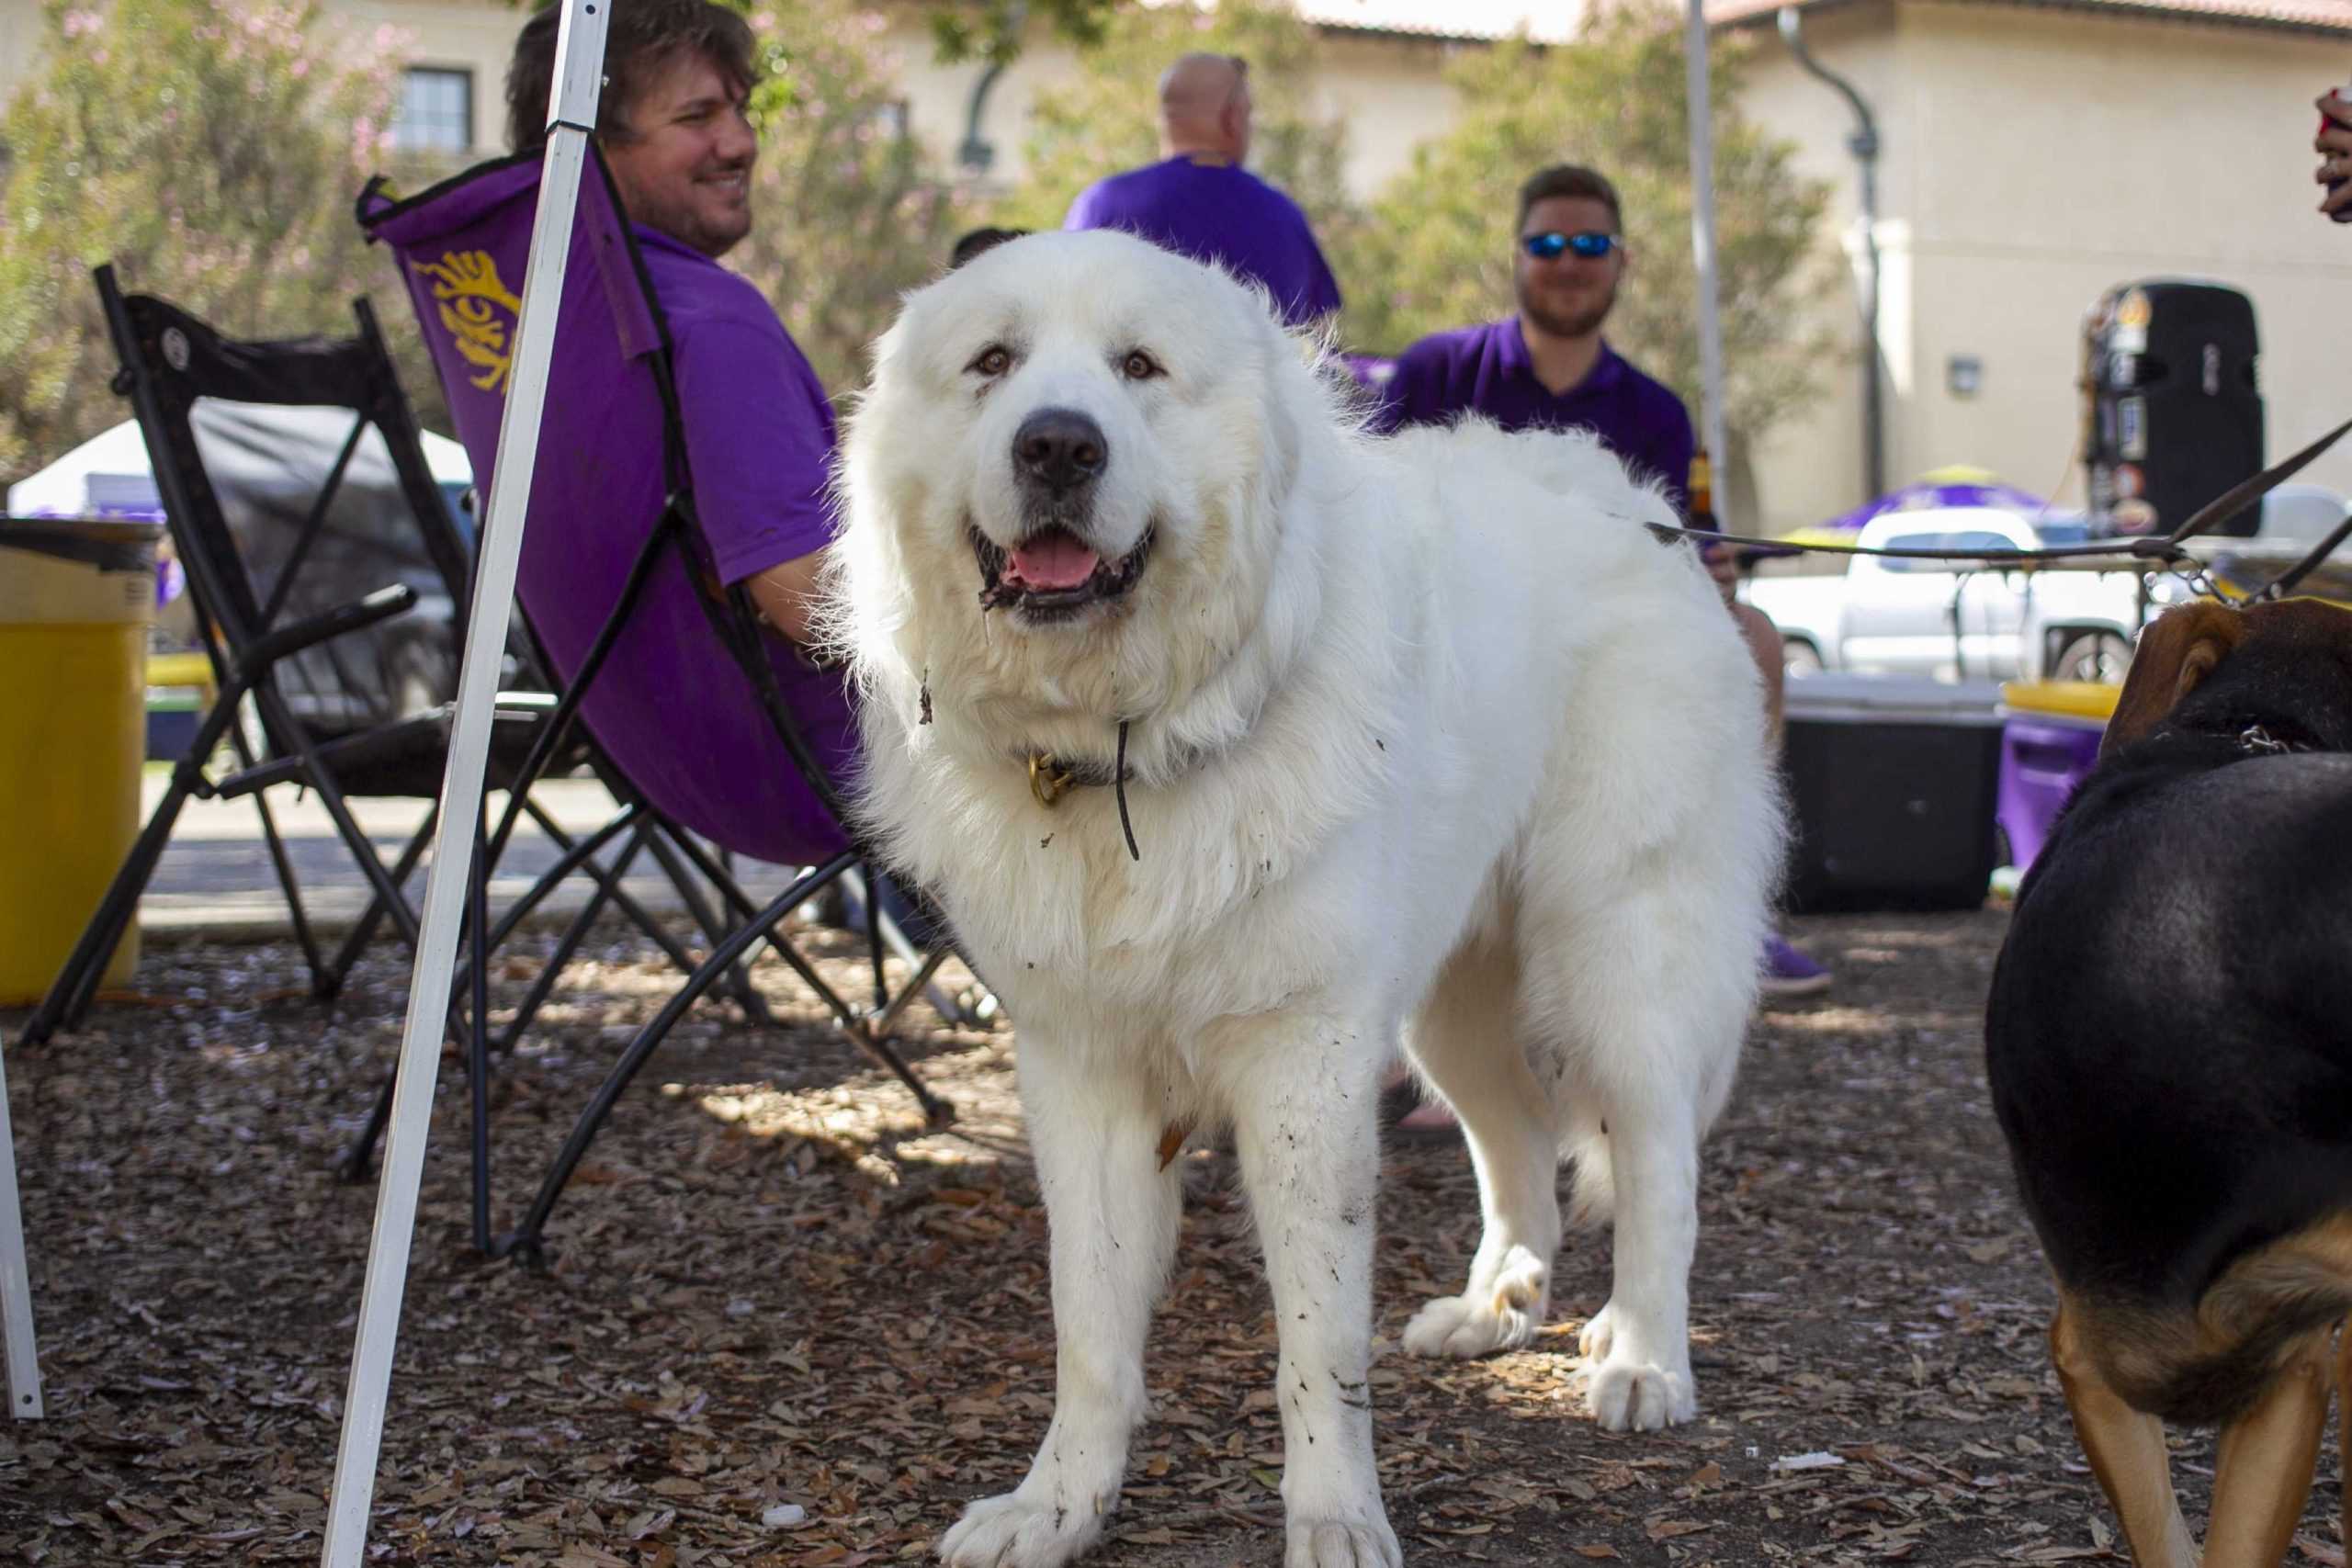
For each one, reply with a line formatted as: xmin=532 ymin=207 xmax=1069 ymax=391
xmin=831 ymin=231 xmax=1348 ymax=760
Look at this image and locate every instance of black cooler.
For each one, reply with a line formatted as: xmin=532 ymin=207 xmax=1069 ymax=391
xmin=1781 ymin=674 xmax=2006 ymax=913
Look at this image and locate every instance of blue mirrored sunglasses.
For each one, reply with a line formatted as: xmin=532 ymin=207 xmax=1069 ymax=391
xmin=1521 ymin=230 xmax=1618 ymax=261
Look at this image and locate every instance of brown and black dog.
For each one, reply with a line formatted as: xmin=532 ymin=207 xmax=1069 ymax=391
xmin=1986 ymin=596 xmax=2352 ymax=1568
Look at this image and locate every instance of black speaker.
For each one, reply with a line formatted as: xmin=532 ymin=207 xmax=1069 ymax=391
xmin=2081 ymin=280 xmax=2263 ymax=536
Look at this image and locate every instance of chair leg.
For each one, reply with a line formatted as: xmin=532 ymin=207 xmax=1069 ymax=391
xmin=518 ymin=799 xmax=708 ymax=970
xmin=2204 ymin=1328 xmax=2333 ymax=1568
xmin=22 ymin=755 xmax=207 ymax=1043
xmin=2050 ymin=1295 xmax=2199 ymax=1568
xmin=496 ymin=853 xmax=860 ymax=1267
xmin=638 ymin=828 xmax=775 ymax=1028
xmin=243 ymin=782 xmax=330 ymax=994
xmin=465 ymin=839 xmax=496 ymax=1256
xmin=323 ymin=805 xmax=439 ymax=994
xmin=494 ymin=829 xmax=653 ymax=1052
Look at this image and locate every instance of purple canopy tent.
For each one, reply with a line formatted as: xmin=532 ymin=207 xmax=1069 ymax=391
xmin=1821 ymin=473 xmax=2053 ymax=534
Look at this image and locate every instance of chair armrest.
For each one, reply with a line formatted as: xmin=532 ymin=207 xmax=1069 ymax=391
xmin=228 ymin=585 xmax=419 ymax=694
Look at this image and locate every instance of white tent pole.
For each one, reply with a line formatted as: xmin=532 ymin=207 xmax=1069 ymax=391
xmin=318 ymin=3 xmax=608 ymax=1562
xmin=1685 ymin=0 xmax=1731 ymax=524
xmin=0 ymin=1036 xmax=42 ymax=1421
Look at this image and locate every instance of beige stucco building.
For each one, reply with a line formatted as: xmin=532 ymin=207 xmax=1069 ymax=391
xmin=5 ymin=0 xmax=2349 ymax=530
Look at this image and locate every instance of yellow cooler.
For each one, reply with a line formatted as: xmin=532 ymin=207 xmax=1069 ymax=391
xmin=0 ymin=518 xmax=163 ymax=1005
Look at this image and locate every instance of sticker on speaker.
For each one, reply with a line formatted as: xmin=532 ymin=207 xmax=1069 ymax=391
xmin=2118 ymin=396 xmax=2146 ymax=460
xmin=2112 ymin=288 xmax=2150 ymax=354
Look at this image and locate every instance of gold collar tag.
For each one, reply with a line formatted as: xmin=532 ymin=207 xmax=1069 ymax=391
xmin=1029 ymin=752 xmax=1075 ymax=808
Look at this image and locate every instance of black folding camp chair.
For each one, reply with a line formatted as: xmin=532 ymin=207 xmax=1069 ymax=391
xmin=18 ymin=270 xmax=781 ymax=1166
xmin=361 ymin=150 xmax=968 ymax=1266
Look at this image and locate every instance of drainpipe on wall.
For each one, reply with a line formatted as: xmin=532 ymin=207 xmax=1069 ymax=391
xmin=957 ymin=5 xmax=1028 ymax=178
xmin=1778 ymin=5 xmax=1886 ymax=502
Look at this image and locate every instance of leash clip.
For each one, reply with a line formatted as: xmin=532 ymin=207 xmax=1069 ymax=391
xmin=2239 ymin=725 xmax=2295 ymax=756
xmin=1029 ymin=751 xmax=1075 ymax=807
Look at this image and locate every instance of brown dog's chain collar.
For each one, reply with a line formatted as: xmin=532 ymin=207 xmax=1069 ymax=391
xmin=2239 ymin=725 xmax=2308 ymax=756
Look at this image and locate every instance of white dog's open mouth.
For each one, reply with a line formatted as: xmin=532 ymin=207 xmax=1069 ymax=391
xmin=972 ymin=524 xmax=1153 ymax=622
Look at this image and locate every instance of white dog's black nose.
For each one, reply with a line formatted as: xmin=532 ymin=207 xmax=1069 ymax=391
xmin=1013 ymin=408 xmax=1108 ymax=491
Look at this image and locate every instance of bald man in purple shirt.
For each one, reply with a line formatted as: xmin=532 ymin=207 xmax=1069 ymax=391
xmin=1064 ymin=52 xmax=1342 ymax=328
xmin=1381 ymin=164 xmax=1829 ymax=1024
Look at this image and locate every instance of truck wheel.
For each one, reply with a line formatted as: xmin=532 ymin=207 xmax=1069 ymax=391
xmin=2053 ymin=630 xmax=2132 ymax=684
xmin=1782 ymin=639 xmax=1825 ymax=679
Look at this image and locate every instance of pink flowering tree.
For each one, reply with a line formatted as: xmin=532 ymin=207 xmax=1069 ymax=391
xmin=0 ymin=0 xmax=447 ymax=480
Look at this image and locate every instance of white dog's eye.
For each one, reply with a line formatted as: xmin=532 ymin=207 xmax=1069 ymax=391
xmin=968 ymin=344 xmax=1012 ymax=378
xmin=1121 ymin=349 xmax=1163 ymax=381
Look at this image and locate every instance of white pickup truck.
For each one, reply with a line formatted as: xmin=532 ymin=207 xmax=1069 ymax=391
xmin=1741 ymin=508 xmax=2159 ymax=683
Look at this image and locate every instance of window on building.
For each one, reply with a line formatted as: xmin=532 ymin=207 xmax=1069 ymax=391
xmin=391 ymin=66 xmax=473 ymax=153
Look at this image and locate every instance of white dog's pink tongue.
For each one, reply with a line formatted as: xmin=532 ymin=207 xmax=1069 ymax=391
xmin=1007 ymin=532 xmax=1100 ymax=591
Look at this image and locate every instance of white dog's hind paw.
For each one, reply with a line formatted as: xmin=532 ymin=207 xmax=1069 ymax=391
xmin=1585 ymin=1353 xmax=1697 ymax=1432
xmin=937 ymin=1493 xmax=1106 ymax=1568
xmin=1286 ymin=1515 xmax=1404 ymax=1568
xmin=1402 ymin=1249 xmax=1548 ymax=1359
xmin=1402 ymin=1292 xmax=1538 ymax=1359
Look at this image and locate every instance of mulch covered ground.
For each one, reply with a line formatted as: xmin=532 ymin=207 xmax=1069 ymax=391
xmin=3 ymin=908 xmax=2343 ymax=1567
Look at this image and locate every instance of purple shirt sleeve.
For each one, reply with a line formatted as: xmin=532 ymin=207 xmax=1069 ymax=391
xmin=1063 ymin=180 xmax=1106 ymax=231
xmin=670 ymin=299 xmax=840 ymax=586
xmin=1298 ymin=228 xmax=1343 ymax=320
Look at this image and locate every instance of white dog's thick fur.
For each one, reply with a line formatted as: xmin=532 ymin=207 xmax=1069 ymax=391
xmin=830 ymin=231 xmax=1782 ymax=1568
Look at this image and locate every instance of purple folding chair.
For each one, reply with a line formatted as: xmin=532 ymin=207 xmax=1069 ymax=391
xmin=360 ymin=150 xmax=956 ymax=1265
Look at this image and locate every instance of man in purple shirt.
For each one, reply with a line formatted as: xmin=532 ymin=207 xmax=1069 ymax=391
xmin=1064 ymin=53 xmax=1342 ymax=329
xmin=1381 ymin=164 xmax=1828 ymax=1041
xmin=501 ymin=0 xmax=854 ymax=866
xmin=1379 ymin=165 xmax=1693 ymax=508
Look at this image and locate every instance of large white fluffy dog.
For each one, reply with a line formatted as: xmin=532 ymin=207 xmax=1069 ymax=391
xmin=830 ymin=231 xmax=1782 ymax=1568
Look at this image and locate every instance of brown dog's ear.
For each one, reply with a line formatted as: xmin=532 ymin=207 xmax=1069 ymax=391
xmin=2099 ymin=601 xmax=2248 ymax=759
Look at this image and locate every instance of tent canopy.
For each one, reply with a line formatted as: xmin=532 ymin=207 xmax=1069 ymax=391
xmin=7 ymin=405 xmax=472 ymax=522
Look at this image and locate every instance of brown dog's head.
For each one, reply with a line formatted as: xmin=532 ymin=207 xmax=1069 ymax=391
xmin=2099 ymin=597 xmax=2352 ymax=760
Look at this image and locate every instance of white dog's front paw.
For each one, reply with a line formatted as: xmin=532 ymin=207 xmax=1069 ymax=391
xmin=1584 ymin=1348 xmax=1697 ymax=1432
xmin=937 ymin=1492 xmax=1106 ymax=1568
xmin=1286 ymin=1514 xmax=1404 ymax=1568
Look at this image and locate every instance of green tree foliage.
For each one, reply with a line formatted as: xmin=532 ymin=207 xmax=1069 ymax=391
xmin=929 ymin=0 xmax=1127 ymax=68
xmin=1339 ymin=2 xmax=1838 ymax=448
xmin=0 ymin=0 xmax=446 ymax=481
xmin=985 ymin=0 xmax=1356 ymax=269
xmin=732 ymin=0 xmax=969 ymax=398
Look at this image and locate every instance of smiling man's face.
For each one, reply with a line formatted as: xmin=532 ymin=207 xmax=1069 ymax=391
xmin=603 ymin=48 xmax=755 ymax=259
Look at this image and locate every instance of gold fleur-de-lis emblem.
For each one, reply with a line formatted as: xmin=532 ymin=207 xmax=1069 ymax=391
xmin=412 ymin=250 xmax=522 ymax=394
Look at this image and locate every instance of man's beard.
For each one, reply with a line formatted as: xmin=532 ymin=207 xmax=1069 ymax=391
xmin=1516 ymin=277 xmax=1616 ymax=341
xmin=647 ymin=171 xmax=753 ymax=259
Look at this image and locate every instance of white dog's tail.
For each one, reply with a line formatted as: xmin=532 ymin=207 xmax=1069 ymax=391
xmin=1564 ymin=1124 xmax=1615 ymax=1229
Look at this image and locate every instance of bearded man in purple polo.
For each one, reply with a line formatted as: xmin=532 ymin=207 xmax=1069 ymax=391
xmin=500 ymin=0 xmax=880 ymax=890
xmin=1063 ymin=52 xmax=1342 ymax=329
xmin=1380 ymin=164 xmax=1831 ymax=1031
